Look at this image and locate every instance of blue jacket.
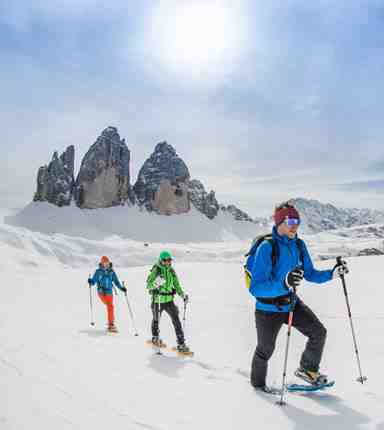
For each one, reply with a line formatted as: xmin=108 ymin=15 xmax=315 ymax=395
xmin=249 ymin=226 xmax=333 ymax=312
xmin=89 ymin=265 xmax=124 ymax=295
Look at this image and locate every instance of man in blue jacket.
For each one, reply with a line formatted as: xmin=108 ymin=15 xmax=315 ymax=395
xmin=249 ymin=202 xmax=348 ymax=392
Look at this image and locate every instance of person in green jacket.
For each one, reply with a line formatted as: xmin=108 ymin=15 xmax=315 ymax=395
xmin=147 ymin=250 xmax=190 ymax=352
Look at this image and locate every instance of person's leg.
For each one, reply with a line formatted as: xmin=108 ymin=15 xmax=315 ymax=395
xmin=291 ymin=299 xmax=327 ymax=372
xmin=151 ymin=302 xmax=163 ymax=338
xmin=251 ymin=310 xmax=285 ymax=388
xmin=163 ymin=301 xmax=185 ymax=345
xmin=98 ymin=293 xmax=115 ymax=326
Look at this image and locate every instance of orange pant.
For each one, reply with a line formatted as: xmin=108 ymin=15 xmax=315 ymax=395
xmin=98 ymin=293 xmax=115 ymax=325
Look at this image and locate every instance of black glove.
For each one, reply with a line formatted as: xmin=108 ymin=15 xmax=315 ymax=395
xmin=183 ymin=294 xmax=189 ymax=304
xmin=87 ymin=278 xmax=92 ymax=286
xmin=332 ymin=259 xmax=349 ymax=278
xmin=121 ymin=286 xmax=127 ymax=293
xmin=285 ymin=267 xmax=304 ymax=290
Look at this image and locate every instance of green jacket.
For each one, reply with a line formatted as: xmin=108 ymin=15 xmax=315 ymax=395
xmin=146 ymin=263 xmax=184 ymax=304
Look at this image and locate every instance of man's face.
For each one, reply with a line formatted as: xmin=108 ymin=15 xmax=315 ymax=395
xmin=277 ymin=218 xmax=300 ymax=239
xmin=101 ymin=261 xmax=109 ymax=269
xmin=162 ymin=258 xmax=172 ymax=266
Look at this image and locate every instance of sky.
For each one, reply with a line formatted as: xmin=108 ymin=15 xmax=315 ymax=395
xmin=0 ymin=0 xmax=383 ymax=216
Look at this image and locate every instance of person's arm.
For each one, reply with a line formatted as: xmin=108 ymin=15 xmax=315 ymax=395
xmin=88 ymin=270 xmax=98 ymax=286
xmin=171 ymin=269 xmax=185 ymax=297
xmin=301 ymin=241 xmax=333 ymax=283
xmin=146 ymin=265 xmax=159 ymax=292
xmin=112 ymin=271 xmax=125 ymax=291
xmin=249 ymin=242 xmax=290 ymax=298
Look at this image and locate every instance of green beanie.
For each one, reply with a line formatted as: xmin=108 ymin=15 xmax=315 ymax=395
xmin=159 ymin=250 xmax=172 ymax=262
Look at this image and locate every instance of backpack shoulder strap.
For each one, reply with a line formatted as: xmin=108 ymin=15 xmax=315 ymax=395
xmin=265 ymin=237 xmax=279 ymax=267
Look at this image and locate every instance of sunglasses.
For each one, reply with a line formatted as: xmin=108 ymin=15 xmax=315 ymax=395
xmin=162 ymin=258 xmax=172 ymax=263
xmin=284 ymin=217 xmax=300 ymax=226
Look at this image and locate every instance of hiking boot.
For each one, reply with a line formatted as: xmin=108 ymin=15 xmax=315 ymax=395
xmin=176 ymin=343 xmax=190 ymax=353
xmin=295 ymin=367 xmax=328 ymax=385
xmin=253 ymin=385 xmax=282 ymax=395
xmin=151 ymin=337 xmax=166 ymax=347
xmin=107 ymin=324 xmax=118 ymax=333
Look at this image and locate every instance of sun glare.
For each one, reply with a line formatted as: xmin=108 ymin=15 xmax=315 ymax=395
xmin=141 ymin=2 xmax=250 ymax=84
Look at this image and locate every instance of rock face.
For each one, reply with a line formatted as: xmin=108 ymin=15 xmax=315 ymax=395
xmin=133 ymin=142 xmax=190 ymax=213
xmin=357 ymin=248 xmax=384 ymax=256
xmin=188 ymin=179 xmax=220 ymax=219
xmin=33 ymin=146 xmax=75 ymax=207
xmin=292 ymin=198 xmax=384 ymax=234
xmin=74 ymin=127 xmax=134 ymax=209
xmin=220 ymin=204 xmax=254 ymax=222
xmin=31 ymin=128 xmax=259 ymax=222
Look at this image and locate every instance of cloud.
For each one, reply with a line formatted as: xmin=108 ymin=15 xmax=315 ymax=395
xmin=1 ymin=0 xmax=384 ymax=214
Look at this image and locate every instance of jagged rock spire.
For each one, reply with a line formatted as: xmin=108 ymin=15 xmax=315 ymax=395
xmin=33 ymin=145 xmax=75 ymax=207
xmin=74 ymin=127 xmax=134 ymax=209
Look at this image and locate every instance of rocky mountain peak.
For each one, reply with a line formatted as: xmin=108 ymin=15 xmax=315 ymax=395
xmin=33 ymin=145 xmax=75 ymax=207
xmin=291 ymin=197 xmax=384 ymax=234
xmin=133 ymin=141 xmax=190 ymax=213
xmin=74 ymin=127 xmax=133 ymax=208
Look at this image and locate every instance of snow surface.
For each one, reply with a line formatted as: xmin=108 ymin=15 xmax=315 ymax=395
xmin=5 ymin=202 xmax=264 ymax=243
xmin=1 ymin=213 xmax=384 ymax=429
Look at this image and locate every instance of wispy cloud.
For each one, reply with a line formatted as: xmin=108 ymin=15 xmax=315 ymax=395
xmin=1 ymin=1 xmax=384 ymax=213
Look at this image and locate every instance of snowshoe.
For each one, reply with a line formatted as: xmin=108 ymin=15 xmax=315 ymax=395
xmin=173 ymin=343 xmax=194 ymax=357
xmin=294 ymin=367 xmax=328 ymax=385
xmin=287 ymin=381 xmax=335 ymax=392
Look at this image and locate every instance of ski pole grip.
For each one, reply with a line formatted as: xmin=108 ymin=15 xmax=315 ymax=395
xmin=336 ymin=256 xmax=342 ymax=264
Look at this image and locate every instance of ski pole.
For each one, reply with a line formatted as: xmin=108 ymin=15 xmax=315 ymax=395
xmin=277 ymin=288 xmax=297 ymax=406
xmin=182 ymin=298 xmax=188 ymax=332
xmin=123 ymin=282 xmax=139 ymax=336
xmin=155 ymin=293 xmax=162 ymax=355
xmin=88 ymin=274 xmax=95 ymax=327
xmin=336 ymin=256 xmax=367 ymax=384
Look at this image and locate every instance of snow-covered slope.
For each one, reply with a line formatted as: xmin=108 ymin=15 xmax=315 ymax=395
xmin=5 ymin=202 xmax=263 ymax=243
xmin=293 ymin=198 xmax=384 ymax=234
xmin=2 ymin=210 xmax=383 ymax=271
xmin=1 ymin=227 xmax=383 ymax=429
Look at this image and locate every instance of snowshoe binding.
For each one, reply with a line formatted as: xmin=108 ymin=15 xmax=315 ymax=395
xmin=173 ymin=343 xmax=194 ymax=357
xmin=294 ymin=367 xmax=329 ymax=385
xmin=149 ymin=337 xmax=167 ymax=348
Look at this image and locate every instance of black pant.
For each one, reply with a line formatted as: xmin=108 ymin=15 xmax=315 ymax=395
xmin=251 ymin=299 xmax=327 ymax=388
xmin=151 ymin=301 xmax=185 ymax=345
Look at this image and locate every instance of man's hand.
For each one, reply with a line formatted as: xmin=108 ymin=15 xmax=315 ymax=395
xmin=285 ymin=267 xmax=304 ymax=290
xmin=183 ymin=294 xmax=189 ymax=304
xmin=332 ymin=259 xmax=349 ymax=278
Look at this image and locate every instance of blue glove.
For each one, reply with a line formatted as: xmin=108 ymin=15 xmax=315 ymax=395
xmin=87 ymin=278 xmax=92 ymax=286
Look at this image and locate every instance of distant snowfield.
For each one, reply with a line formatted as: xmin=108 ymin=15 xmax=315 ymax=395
xmin=1 ymin=211 xmax=384 ymax=429
xmin=3 ymin=203 xmax=384 ymax=269
xmin=5 ymin=202 xmax=264 ymax=243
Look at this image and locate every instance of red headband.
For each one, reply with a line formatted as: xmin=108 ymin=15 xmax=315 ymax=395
xmin=274 ymin=206 xmax=300 ymax=226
